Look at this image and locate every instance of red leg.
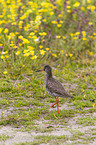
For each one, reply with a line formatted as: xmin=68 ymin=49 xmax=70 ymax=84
xmin=50 ymin=102 xmax=57 ymax=107
xmin=56 ymin=98 xmax=59 ymax=114
xmin=50 ymin=97 xmax=60 ymax=114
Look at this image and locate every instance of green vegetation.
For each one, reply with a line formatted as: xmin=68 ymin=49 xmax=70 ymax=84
xmin=77 ymin=116 xmax=96 ymax=126
xmin=0 ymin=134 xmax=12 ymax=141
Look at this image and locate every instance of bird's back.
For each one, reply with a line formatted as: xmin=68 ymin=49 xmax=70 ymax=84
xmin=45 ymin=77 xmax=73 ymax=98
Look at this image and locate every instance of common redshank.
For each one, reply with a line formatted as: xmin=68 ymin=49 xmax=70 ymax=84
xmin=36 ymin=65 xmax=73 ymax=113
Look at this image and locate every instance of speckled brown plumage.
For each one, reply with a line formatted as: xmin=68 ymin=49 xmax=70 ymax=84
xmin=36 ymin=65 xmax=73 ymax=113
xmin=44 ymin=65 xmax=73 ymax=98
xmin=45 ymin=76 xmax=73 ymax=98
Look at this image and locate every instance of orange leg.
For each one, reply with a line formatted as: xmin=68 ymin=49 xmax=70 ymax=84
xmin=50 ymin=102 xmax=57 ymax=107
xmin=50 ymin=97 xmax=59 ymax=114
xmin=56 ymin=98 xmax=59 ymax=114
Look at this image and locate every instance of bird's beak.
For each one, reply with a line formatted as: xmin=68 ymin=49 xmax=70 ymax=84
xmin=35 ymin=69 xmax=44 ymax=72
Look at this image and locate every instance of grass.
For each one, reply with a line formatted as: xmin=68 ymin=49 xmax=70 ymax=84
xmin=0 ymin=60 xmax=96 ymax=130
xmin=15 ymin=135 xmax=67 ymax=145
xmin=77 ymin=116 xmax=96 ymax=126
xmin=0 ymin=134 xmax=13 ymax=141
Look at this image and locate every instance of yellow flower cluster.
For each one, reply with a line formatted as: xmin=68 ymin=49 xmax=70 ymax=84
xmin=1 ymin=51 xmax=9 ymax=59
xmin=0 ymin=0 xmax=95 ymax=62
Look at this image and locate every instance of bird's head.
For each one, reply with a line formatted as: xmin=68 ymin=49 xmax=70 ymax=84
xmin=36 ymin=65 xmax=52 ymax=77
xmin=44 ymin=65 xmax=52 ymax=74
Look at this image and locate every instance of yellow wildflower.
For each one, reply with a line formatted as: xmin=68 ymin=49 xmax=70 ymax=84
xmin=24 ymin=53 xmax=30 ymax=57
xmin=91 ymin=5 xmax=95 ymax=12
xmin=67 ymin=6 xmax=71 ymax=9
xmin=31 ymin=55 xmax=37 ymax=59
xmin=42 ymin=32 xmax=47 ymax=36
xmin=58 ymin=14 xmax=63 ymax=17
xmin=7 ymin=36 xmax=11 ymax=40
xmin=2 ymin=51 xmax=8 ymax=54
xmin=4 ymin=28 xmax=8 ymax=33
xmin=60 ymin=20 xmax=63 ymax=24
xmin=22 ymin=38 xmax=30 ymax=44
xmin=16 ymin=51 xmax=20 ymax=55
xmin=50 ymin=12 xmax=54 ymax=15
xmin=42 ymin=39 xmax=45 ymax=42
xmin=51 ymin=21 xmax=57 ymax=24
xmin=40 ymin=50 xmax=46 ymax=55
xmin=39 ymin=45 xmax=43 ymax=49
xmin=74 ymin=37 xmax=77 ymax=40
xmin=66 ymin=1 xmax=70 ymax=4
xmin=88 ymin=22 xmax=92 ymax=25
xmin=5 ymin=55 xmax=9 ymax=58
xmin=74 ymin=2 xmax=80 ymax=7
xmin=93 ymin=33 xmax=96 ymax=35
xmin=39 ymin=32 xmax=47 ymax=36
xmin=1 ymin=55 xmax=5 ymax=59
xmin=82 ymin=31 xmax=86 ymax=37
xmin=82 ymin=37 xmax=88 ymax=41
xmin=23 ymin=50 xmax=28 ymax=53
xmin=22 ymin=65 xmax=25 ymax=67
xmin=89 ymin=36 xmax=93 ymax=39
xmin=69 ymin=53 xmax=73 ymax=57
xmin=87 ymin=5 xmax=91 ymax=10
xmin=30 ymin=32 xmax=35 ymax=35
xmin=0 ymin=43 xmax=3 ymax=46
xmin=87 ymin=0 xmax=91 ymax=3
xmin=15 ymin=32 xmax=19 ymax=35
xmin=75 ymin=32 xmax=80 ymax=35
xmin=13 ymin=46 xmax=18 ymax=49
xmin=42 ymin=19 xmax=46 ymax=22
xmin=32 ymin=36 xmax=38 ymax=39
xmin=30 ymin=50 xmax=34 ymax=56
xmin=67 ymin=10 xmax=71 ymax=13
xmin=5 ymin=51 xmax=8 ymax=54
xmin=62 ymin=36 xmax=65 ymax=39
xmin=28 ymin=36 xmax=32 ymax=38
xmin=89 ymin=52 xmax=93 ymax=56
xmin=19 ymin=43 xmax=22 ymax=47
xmin=57 ymin=24 xmax=61 ymax=27
xmin=52 ymin=53 xmax=57 ymax=57
xmin=70 ymin=33 xmax=74 ymax=37
xmin=81 ymin=7 xmax=85 ymax=11
xmin=46 ymin=48 xmax=49 ymax=51
xmin=18 ymin=35 xmax=23 ymax=39
xmin=56 ymin=35 xmax=61 ymax=38
xmin=10 ymin=44 xmax=14 ymax=47
xmin=28 ymin=46 xmax=34 ymax=50
xmin=61 ymin=50 xmax=64 ymax=54
xmin=3 ymin=71 xmax=8 ymax=74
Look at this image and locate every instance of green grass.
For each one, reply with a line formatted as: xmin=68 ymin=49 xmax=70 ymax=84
xmin=77 ymin=116 xmax=96 ymax=126
xmin=0 ymin=60 xmax=96 ymax=130
xmin=15 ymin=135 xmax=67 ymax=145
xmin=0 ymin=134 xmax=13 ymax=141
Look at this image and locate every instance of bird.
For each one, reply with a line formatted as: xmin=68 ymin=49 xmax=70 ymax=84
xmin=36 ymin=65 xmax=73 ymax=114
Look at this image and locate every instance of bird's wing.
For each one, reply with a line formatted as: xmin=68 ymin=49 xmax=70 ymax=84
xmin=47 ymin=78 xmax=72 ymax=98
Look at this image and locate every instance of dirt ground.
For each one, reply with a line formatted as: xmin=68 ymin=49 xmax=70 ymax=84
xmin=0 ymin=103 xmax=96 ymax=145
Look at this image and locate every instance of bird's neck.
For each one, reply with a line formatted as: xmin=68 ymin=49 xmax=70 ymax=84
xmin=46 ymin=72 xmax=52 ymax=79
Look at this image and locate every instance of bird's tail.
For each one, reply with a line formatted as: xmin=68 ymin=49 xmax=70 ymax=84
xmin=63 ymin=91 xmax=74 ymax=98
